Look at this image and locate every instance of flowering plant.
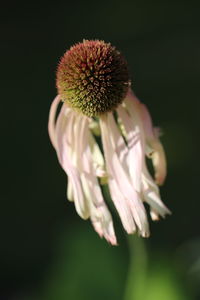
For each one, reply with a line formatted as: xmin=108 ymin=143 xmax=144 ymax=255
xmin=48 ymin=40 xmax=170 ymax=245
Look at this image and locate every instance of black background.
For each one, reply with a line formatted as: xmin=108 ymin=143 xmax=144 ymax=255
xmin=1 ymin=1 xmax=200 ymax=299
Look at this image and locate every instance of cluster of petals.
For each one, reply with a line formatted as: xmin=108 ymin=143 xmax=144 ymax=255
xmin=48 ymin=89 xmax=170 ymax=245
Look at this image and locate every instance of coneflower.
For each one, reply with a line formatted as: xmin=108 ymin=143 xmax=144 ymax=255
xmin=48 ymin=39 xmax=170 ymax=245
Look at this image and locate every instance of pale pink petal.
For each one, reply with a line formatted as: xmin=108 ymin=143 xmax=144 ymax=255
xmin=139 ymin=101 xmax=167 ymax=185
xmin=100 ymin=115 xmax=136 ymax=234
xmin=139 ymin=103 xmax=155 ymax=139
xmin=81 ymin=172 xmax=117 ymax=245
xmin=104 ymin=109 xmax=129 ymax=173
xmin=48 ymin=95 xmax=61 ymax=149
xmin=89 ymin=135 xmax=107 ymax=178
xmin=142 ymin=168 xmax=171 ymax=217
xmin=117 ymin=105 xmax=143 ymax=193
xmin=111 ymin=177 xmax=137 ymax=234
xmin=74 ymin=115 xmax=117 ymax=245
xmin=144 ymin=188 xmax=170 ymax=218
xmin=124 ymin=91 xmax=167 ymax=185
xmin=48 ymin=98 xmax=75 ymax=204
xmin=123 ymin=91 xmax=170 ymax=220
xmin=55 ymin=105 xmax=90 ymax=219
xmin=100 ymin=114 xmax=149 ymax=237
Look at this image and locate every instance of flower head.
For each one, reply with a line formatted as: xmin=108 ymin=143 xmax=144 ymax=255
xmin=48 ymin=40 xmax=170 ymax=245
xmin=56 ymin=40 xmax=130 ymax=116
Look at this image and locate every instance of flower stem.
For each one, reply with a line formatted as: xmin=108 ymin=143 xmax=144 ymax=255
xmin=124 ymin=235 xmax=148 ymax=300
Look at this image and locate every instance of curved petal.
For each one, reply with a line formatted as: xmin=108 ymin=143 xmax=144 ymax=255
xmin=100 ymin=113 xmax=149 ymax=237
xmin=89 ymin=135 xmax=107 ymax=178
xmin=123 ymin=90 xmax=170 ymax=219
xmin=48 ymin=95 xmax=61 ymax=149
xmin=55 ymin=105 xmax=90 ymax=219
xmin=117 ymin=105 xmax=143 ymax=193
xmin=142 ymin=167 xmax=171 ymax=218
xmin=124 ymin=91 xmax=167 ymax=185
xmin=139 ymin=101 xmax=167 ymax=185
xmin=74 ymin=115 xmax=117 ymax=245
xmin=81 ymin=172 xmax=117 ymax=245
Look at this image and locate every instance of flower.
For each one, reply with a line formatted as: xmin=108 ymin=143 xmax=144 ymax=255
xmin=48 ymin=40 xmax=170 ymax=245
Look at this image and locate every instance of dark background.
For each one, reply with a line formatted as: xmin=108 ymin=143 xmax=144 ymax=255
xmin=1 ymin=1 xmax=200 ymax=299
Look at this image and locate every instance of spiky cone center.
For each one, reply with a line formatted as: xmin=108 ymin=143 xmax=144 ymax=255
xmin=56 ymin=40 xmax=130 ymax=117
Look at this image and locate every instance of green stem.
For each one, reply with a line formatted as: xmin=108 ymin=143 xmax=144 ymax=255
xmin=124 ymin=235 xmax=148 ymax=300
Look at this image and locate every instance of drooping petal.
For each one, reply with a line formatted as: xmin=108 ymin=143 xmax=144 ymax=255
xmin=139 ymin=100 xmax=167 ymax=185
xmin=100 ymin=113 xmax=149 ymax=237
xmin=48 ymin=95 xmax=61 ymax=149
xmin=123 ymin=90 xmax=170 ymax=219
xmin=142 ymin=167 xmax=171 ymax=218
xmin=117 ymin=104 xmax=143 ymax=193
xmin=48 ymin=98 xmax=116 ymax=244
xmin=108 ymin=113 xmax=129 ymax=172
xmin=54 ymin=104 xmax=90 ymax=219
xmin=74 ymin=115 xmax=117 ymax=245
xmin=81 ymin=171 xmax=117 ymax=245
xmin=124 ymin=91 xmax=167 ymax=185
xmin=89 ymin=135 xmax=107 ymax=178
xmin=48 ymin=97 xmax=76 ymax=204
xmin=100 ymin=114 xmax=136 ymax=234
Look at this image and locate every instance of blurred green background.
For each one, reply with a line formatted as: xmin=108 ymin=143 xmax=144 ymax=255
xmin=1 ymin=0 xmax=200 ymax=299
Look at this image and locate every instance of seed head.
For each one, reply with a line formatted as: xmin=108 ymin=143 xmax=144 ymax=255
xmin=56 ymin=40 xmax=130 ymax=117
